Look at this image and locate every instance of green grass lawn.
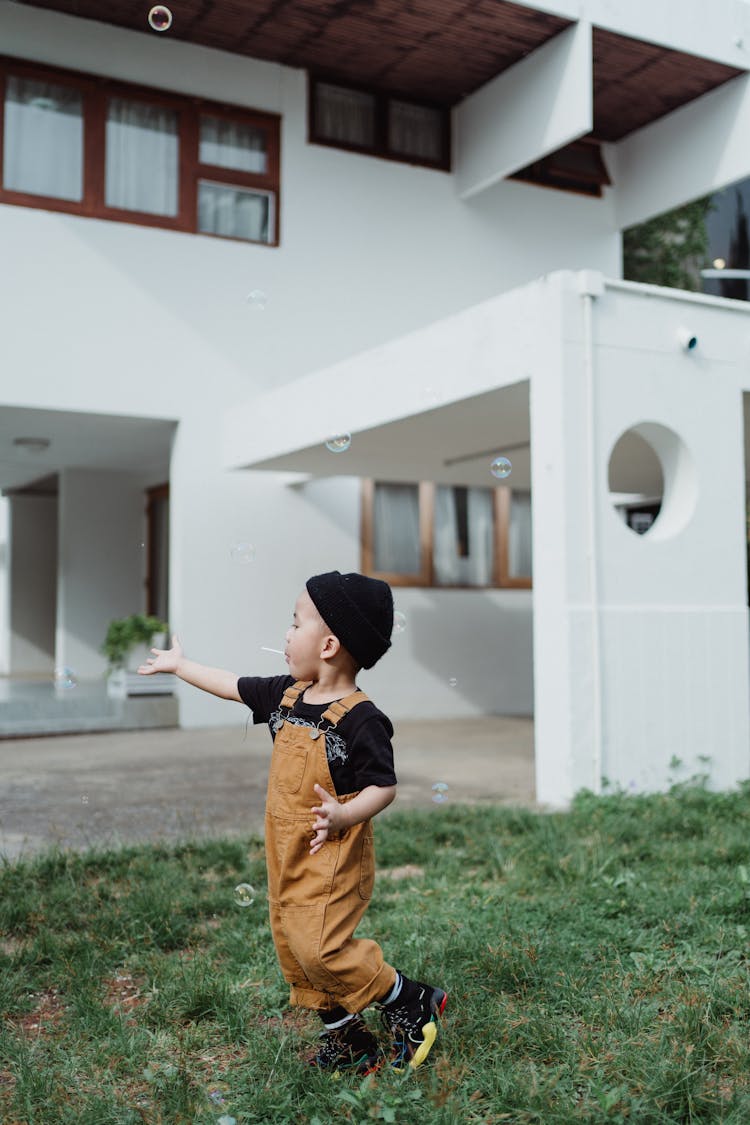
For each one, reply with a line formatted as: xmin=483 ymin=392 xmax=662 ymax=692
xmin=2 ymin=780 xmax=750 ymax=1124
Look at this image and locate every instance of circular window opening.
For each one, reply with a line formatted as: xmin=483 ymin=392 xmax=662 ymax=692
xmin=608 ymin=422 xmax=697 ymax=540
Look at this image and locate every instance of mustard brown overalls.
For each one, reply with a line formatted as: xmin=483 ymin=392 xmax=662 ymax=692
xmin=265 ymin=679 xmax=397 ymax=1013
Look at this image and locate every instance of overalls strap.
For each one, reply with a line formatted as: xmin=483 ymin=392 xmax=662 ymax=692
xmin=279 ymin=680 xmax=313 ymax=709
xmin=321 ymin=691 xmax=369 ymax=728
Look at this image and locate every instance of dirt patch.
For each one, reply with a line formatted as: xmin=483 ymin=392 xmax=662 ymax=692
xmin=380 ymin=864 xmax=425 ymax=880
xmin=102 ymin=972 xmax=149 ymax=1021
xmin=11 ymin=987 xmax=65 ymax=1036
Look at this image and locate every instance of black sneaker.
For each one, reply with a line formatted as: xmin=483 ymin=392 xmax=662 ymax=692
xmin=308 ymin=1015 xmax=380 ymax=1076
xmin=381 ymin=978 xmax=447 ymax=1071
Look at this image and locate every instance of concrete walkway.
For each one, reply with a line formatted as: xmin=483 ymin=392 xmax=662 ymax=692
xmin=0 ymin=717 xmax=535 ymax=861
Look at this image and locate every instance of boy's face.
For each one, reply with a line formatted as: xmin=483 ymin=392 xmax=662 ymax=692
xmin=284 ymin=589 xmax=331 ymax=680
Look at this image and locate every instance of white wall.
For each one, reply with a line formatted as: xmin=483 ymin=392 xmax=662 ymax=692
xmin=9 ymin=495 xmax=57 ymax=674
xmin=532 ymin=275 xmax=750 ymax=804
xmin=0 ymin=2 xmax=618 ymax=726
xmin=0 ymin=2 xmax=621 ymax=418
xmin=56 ymin=469 xmax=148 ymax=678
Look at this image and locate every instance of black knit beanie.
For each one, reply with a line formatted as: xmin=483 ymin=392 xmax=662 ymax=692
xmin=306 ymin=571 xmax=394 ymax=669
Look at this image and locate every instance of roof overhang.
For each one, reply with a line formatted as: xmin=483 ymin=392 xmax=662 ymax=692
xmin=0 ymin=406 xmax=176 ymax=493
xmin=10 ymin=0 xmax=748 ymax=135
xmin=223 ymin=280 xmax=546 ymax=489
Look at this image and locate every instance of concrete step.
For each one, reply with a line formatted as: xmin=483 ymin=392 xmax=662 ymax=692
xmin=0 ymin=678 xmax=178 ymax=738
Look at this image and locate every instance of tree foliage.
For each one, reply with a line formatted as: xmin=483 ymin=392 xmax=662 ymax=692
xmin=623 ymin=196 xmax=713 ymax=291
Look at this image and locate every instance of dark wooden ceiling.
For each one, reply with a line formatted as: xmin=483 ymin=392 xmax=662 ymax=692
xmin=16 ymin=0 xmax=571 ymax=105
xmin=14 ymin=0 xmax=745 ymax=138
xmin=592 ymin=30 xmax=743 ymax=142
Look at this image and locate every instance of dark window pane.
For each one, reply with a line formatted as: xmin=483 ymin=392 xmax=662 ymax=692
xmin=389 ymin=99 xmax=443 ymax=162
xmin=315 ymin=83 xmax=376 ymax=147
xmin=434 ymin=486 xmax=494 ymax=586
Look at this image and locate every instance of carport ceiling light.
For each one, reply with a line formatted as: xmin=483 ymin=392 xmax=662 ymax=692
xmin=13 ymin=437 xmax=51 ymax=454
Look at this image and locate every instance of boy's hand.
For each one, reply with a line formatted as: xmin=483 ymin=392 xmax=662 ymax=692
xmin=137 ymin=634 xmax=183 ymax=676
xmin=309 ymin=783 xmax=348 ymax=855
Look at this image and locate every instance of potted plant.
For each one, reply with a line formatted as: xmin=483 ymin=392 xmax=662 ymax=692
xmin=102 ymin=614 xmax=169 ymax=697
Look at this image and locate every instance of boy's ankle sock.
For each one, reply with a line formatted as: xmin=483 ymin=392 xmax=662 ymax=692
xmin=320 ymin=1005 xmax=354 ymax=1030
xmin=379 ymin=972 xmax=403 ymax=1007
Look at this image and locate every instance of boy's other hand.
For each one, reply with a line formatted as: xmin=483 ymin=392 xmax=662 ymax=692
xmin=309 ymin=783 xmax=347 ymax=854
xmin=137 ymin=634 xmax=183 ymax=676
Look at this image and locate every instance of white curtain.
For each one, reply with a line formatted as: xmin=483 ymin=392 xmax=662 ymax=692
xmin=4 ymin=76 xmax=83 ymax=200
xmin=373 ymin=484 xmax=421 ymax=575
xmin=389 ymin=100 xmax=442 ymax=161
xmin=199 ymin=116 xmax=267 ymax=174
xmin=105 ymin=97 xmax=178 ymax=216
xmin=434 ymin=487 xmax=494 ymax=587
xmin=315 ymin=83 xmax=375 ymax=147
xmin=198 ymin=181 xmax=271 ymax=242
xmin=508 ymin=492 xmax=533 ymax=578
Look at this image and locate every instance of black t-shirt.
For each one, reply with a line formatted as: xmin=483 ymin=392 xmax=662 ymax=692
xmin=237 ymin=675 xmax=397 ymax=796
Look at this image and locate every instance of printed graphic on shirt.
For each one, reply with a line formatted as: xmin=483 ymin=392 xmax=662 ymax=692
xmin=270 ymin=709 xmax=348 ymax=765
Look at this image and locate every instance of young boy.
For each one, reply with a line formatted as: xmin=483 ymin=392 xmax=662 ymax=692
xmin=138 ymin=570 xmax=447 ymax=1074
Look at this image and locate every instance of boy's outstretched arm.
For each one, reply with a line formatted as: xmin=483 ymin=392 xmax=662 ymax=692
xmin=137 ymin=634 xmax=242 ymax=701
xmin=309 ymin=783 xmax=396 ymax=854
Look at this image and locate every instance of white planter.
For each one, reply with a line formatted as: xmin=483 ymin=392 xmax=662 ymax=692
xmin=107 ymin=633 xmax=169 ymax=698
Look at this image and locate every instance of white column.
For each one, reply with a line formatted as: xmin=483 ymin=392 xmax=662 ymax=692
xmin=56 ymin=468 xmax=146 ymax=678
xmin=530 ymin=273 xmax=600 ymax=805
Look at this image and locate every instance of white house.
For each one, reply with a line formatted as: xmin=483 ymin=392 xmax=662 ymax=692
xmin=1 ymin=0 xmax=750 ymax=804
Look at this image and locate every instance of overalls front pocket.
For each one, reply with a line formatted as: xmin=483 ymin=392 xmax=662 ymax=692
xmin=270 ymin=742 xmax=307 ymax=794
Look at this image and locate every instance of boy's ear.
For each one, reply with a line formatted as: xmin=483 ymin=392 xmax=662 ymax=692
xmin=320 ymin=633 xmax=341 ymax=661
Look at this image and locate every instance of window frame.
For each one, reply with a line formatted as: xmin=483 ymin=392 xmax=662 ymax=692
xmin=308 ymin=73 xmax=451 ymax=172
xmin=361 ymin=479 xmax=532 ymax=590
xmin=0 ymin=55 xmax=281 ymax=244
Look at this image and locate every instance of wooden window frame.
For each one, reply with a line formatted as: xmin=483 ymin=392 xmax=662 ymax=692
xmin=0 ymin=55 xmax=281 ymax=245
xmin=308 ymin=74 xmax=451 ymax=172
xmin=361 ymin=479 xmax=532 ymax=590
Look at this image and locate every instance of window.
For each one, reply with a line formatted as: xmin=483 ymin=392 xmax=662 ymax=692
xmin=0 ymin=57 xmax=280 ymax=243
xmin=509 ymin=139 xmax=611 ymax=198
xmin=361 ymin=480 xmax=532 ymax=588
xmin=3 ymin=74 xmax=83 ymax=200
xmin=105 ymin=97 xmax=179 ymax=216
xmin=309 ymin=76 xmax=449 ymax=170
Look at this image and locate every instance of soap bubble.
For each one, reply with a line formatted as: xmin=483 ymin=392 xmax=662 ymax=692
xmin=54 ymin=666 xmax=77 ymax=690
xmin=393 ymin=611 xmax=406 ymax=635
xmin=208 ymin=1090 xmax=226 ymax=1105
xmin=325 ymin=433 xmax=351 ymax=454
xmin=431 ymin=781 xmax=449 ymax=804
xmin=230 ymin=542 xmax=256 ymax=565
xmin=490 ymin=456 xmax=512 ymax=480
xmin=448 ymin=677 xmax=458 ymax=688
xmin=246 ymin=289 xmax=268 ymax=310
xmin=147 ymin=5 xmax=172 ymax=31
xmin=217 ymin=1117 xmax=237 ymax=1125
xmin=233 ymin=883 xmax=255 ymax=907
xmin=81 ymin=794 xmax=89 ymax=805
